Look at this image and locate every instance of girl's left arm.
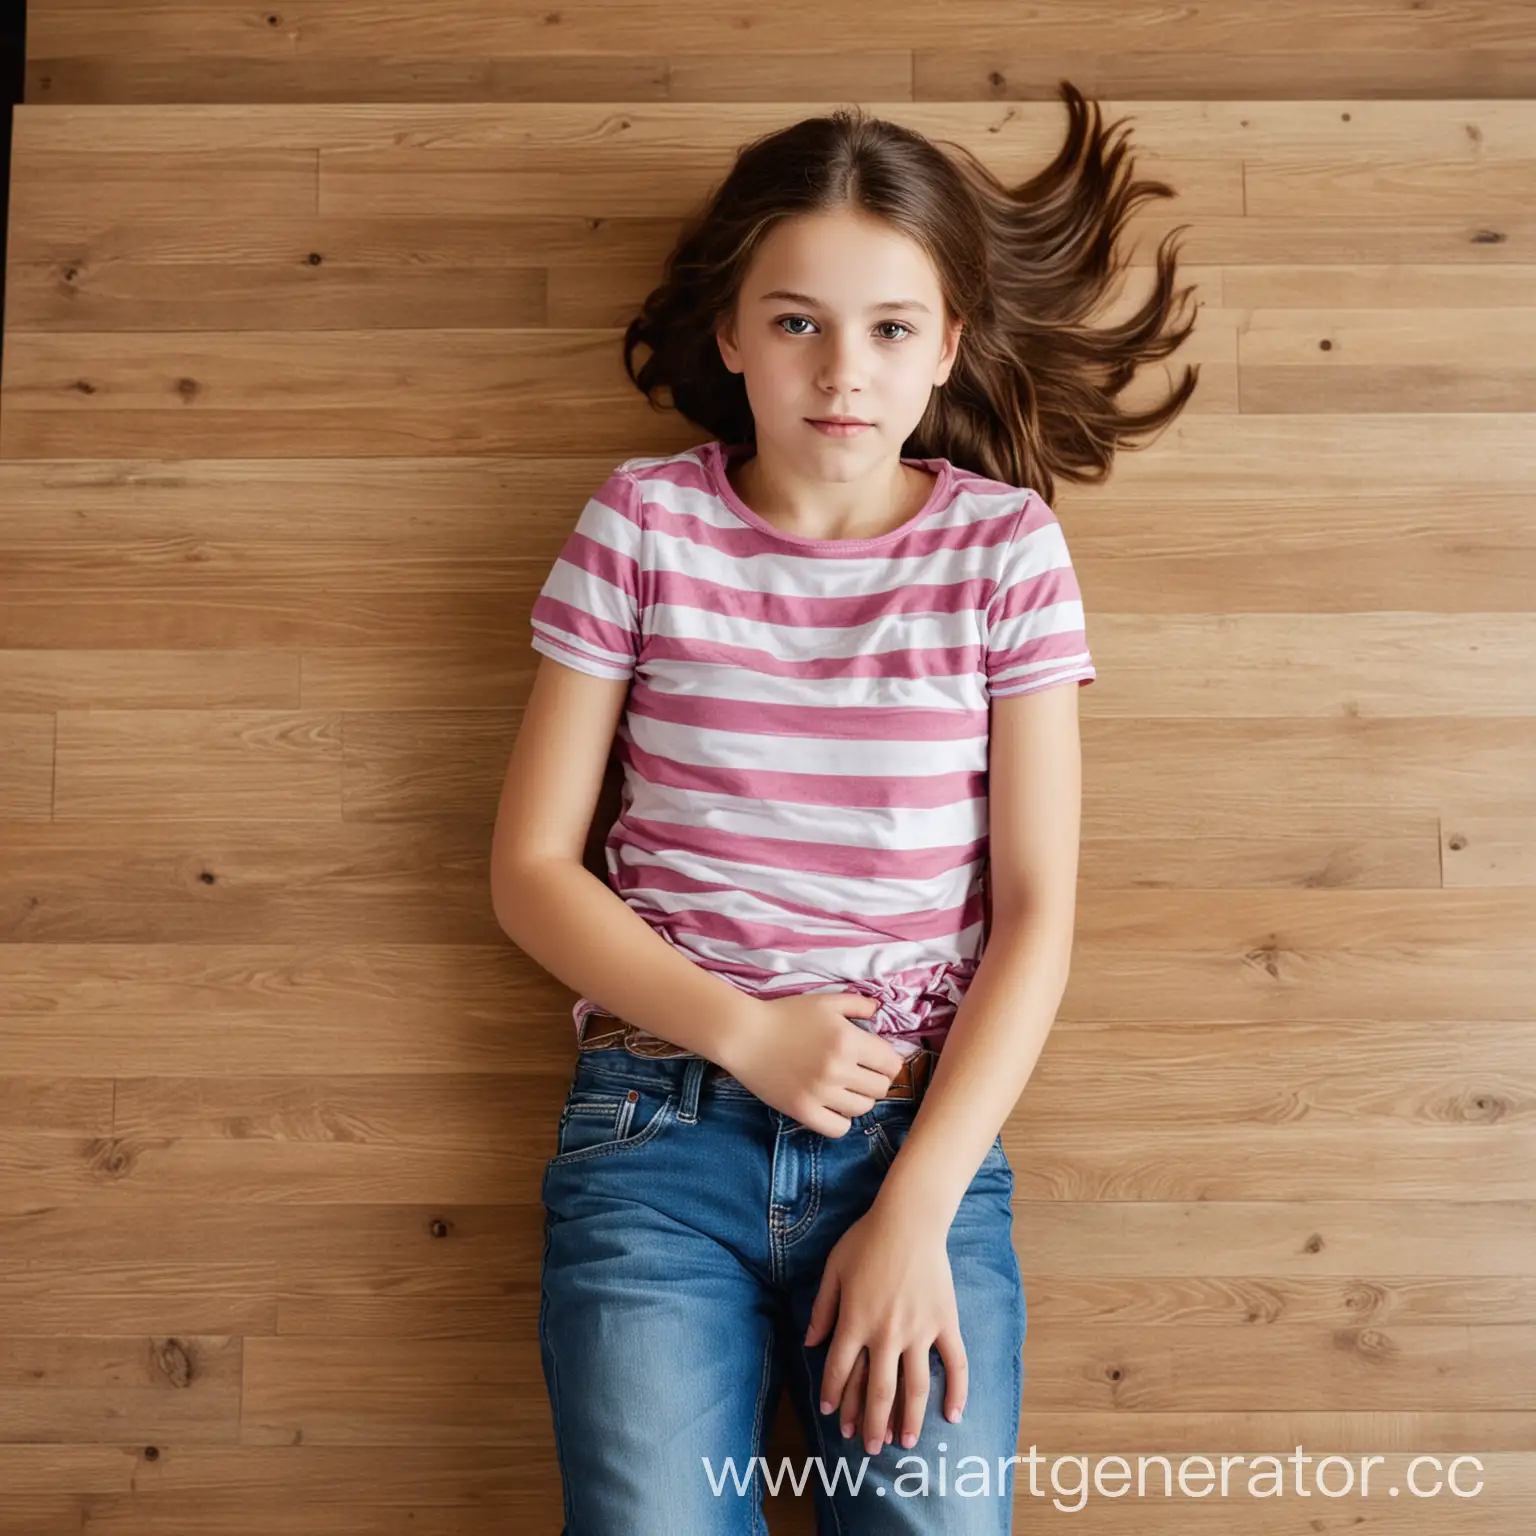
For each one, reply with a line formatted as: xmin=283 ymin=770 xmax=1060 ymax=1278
xmin=875 ymin=677 xmax=1087 ymax=1228
xmin=804 ymin=681 xmax=1093 ymax=1449
xmin=804 ymin=680 xmax=1088 ymax=1454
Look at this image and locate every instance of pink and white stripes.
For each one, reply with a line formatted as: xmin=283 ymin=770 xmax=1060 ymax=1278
xmin=530 ymin=438 xmax=1095 ymax=1058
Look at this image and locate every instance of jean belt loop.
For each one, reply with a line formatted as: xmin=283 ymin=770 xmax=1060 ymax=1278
xmin=677 ymin=1056 xmax=708 ymax=1124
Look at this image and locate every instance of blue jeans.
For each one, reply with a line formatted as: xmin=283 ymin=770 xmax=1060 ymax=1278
xmin=538 ymin=1048 xmax=1028 ymax=1533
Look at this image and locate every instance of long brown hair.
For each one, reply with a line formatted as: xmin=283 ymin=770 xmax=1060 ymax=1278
xmin=622 ymin=82 xmax=1200 ymax=503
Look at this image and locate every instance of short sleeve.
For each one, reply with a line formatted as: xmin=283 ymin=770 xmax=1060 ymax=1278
xmin=984 ymin=491 xmax=1097 ymax=698
xmin=529 ymin=466 xmax=644 ymax=682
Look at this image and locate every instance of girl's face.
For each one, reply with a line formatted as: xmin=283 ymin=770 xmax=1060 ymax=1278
xmin=715 ymin=208 xmax=963 ymax=477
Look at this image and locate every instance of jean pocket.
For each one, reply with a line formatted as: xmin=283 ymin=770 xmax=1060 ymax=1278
xmin=868 ymin=1097 xmax=917 ymax=1172
xmin=548 ymin=1083 xmax=677 ymax=1168
xmin=869 ymin=1098 xmax=1006 ymax=1174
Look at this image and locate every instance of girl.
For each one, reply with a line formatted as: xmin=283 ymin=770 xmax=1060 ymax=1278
xmin=492 ymin=83 xmax=1199 ymax=1534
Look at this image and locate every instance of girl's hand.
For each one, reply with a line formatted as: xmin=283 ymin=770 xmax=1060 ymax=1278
xmin=718 ymin=993 xmax=905 ymax=1136
xmin=804 ymin=1199 xmax=966 ymax=1455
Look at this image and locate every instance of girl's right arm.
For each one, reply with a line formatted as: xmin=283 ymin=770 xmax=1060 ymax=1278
xmin=490 ymin=655 xmax=766 ymax=1060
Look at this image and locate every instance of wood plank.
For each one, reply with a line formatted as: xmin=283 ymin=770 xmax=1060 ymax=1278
xmin=3 ymin=78 xmax=1533 ymax=1534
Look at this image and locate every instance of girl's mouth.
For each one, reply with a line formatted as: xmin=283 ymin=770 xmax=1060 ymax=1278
xmin=807 ymin=420 xmax=873 ymax=437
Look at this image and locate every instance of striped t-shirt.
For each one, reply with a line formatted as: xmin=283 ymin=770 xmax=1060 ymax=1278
xmin=529 ymin=437 xmax=1096 ymax=1060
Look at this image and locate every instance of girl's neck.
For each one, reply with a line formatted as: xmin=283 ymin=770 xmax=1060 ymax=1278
xmin=726 ymin=448 xmax=936 ymax=542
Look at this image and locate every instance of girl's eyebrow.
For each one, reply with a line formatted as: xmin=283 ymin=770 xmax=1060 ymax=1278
xmin=757 ymin=288 xmax=932 ymax=315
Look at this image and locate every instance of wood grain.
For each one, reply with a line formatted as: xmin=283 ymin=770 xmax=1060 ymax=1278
xmin=2 ymin=21 xmax=1533 ymax=1533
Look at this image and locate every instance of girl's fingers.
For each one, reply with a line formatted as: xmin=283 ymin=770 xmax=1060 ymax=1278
xmin=934 ymin=1321 xmax=969 ymax=1425
xmin=897 ymin=1345 xmax=931 ymax=1447
xmin=861 ymin=1349 xmax=900 ymax=1454
xmin=838 ymin=1348 xmax=868 ymax=1439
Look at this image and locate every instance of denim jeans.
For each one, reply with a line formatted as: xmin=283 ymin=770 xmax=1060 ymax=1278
xmin=538 ymin=1048 xmax=1028 ymax=1533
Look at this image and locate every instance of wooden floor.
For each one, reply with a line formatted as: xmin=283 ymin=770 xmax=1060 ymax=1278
xmin=2 ymin=4 xmax=1534 ymax=1532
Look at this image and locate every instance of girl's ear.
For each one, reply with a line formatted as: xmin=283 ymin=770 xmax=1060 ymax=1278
xmin=936 ymin=322 xmax=964 ymax=386
xmin=716 ymin=320 xmax=742 ymax=375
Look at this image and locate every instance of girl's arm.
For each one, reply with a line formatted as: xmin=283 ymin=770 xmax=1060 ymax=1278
xmin=491 ymin=655 xmax=764 ymax=1059
xmin=873 ymin=678 xmax=1086 ymax=1226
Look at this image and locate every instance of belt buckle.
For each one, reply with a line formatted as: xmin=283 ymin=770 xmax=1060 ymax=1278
xmin=577 ymin=1017 xmax=630 ymax=1053
xmin=883 ymin=1051 xmax=925 ymax=1101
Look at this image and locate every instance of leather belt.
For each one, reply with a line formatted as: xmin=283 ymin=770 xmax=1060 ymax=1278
xmin=576 ymin=1014 xmax=935 ymax=1101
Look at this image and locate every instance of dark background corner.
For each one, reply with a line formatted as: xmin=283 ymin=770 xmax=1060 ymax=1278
xmin=1 ymin=0 xmax=25 ymax=383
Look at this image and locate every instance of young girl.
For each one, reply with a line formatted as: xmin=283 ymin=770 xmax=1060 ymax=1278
xmin=492 ymin=83 xmax=1199 ymax=1534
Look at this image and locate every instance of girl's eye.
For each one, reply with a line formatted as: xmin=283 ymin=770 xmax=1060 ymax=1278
xmin=775 ymin=316 xmax=913 ymax=342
